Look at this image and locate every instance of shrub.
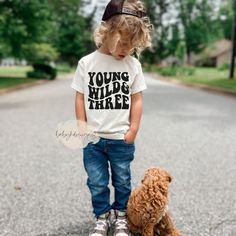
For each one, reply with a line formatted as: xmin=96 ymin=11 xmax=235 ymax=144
xmin=157 ymin=66 xmax=195 ymax=76
xmin=27 ymin=63 xmax=57 ymax=80
xmin=158 ymin=66 xmax=177 ymax=76
xmin=23 ymin=43 xmax=58 ymax=80
xmin=22 ymin=43 xmax=59 ymax=64
xmin=177 ymin=66 xmax=195 ymax=76
xmin=27 ymin=71 xmax=49 ymax=79
xmin=218 ymin=64 xmax=230 ymax=71
xmin=56 ymin=63 xmax=72 ymax=73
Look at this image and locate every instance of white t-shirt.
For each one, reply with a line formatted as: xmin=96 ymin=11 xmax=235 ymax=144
xmin=70 ymin=50 xmax=147 ymax=140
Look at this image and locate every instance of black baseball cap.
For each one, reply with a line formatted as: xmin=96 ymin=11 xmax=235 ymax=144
xmin=102 ymin=0 xmax=147 ymax=21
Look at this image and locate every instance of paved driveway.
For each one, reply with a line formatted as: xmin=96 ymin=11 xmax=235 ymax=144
xmin=0 ymin=74 xmax=236 ymax=236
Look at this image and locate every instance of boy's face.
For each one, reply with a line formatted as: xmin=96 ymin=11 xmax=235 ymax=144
xmin=105 ymin=31 xmax=134 ymax=60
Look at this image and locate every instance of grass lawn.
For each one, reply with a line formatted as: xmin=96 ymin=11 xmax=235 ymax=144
xmin=147 ymin=66 xmax=236 ymax=92
xmin=0 ymin=65 xmax=74 ymax=90
xmin=0 ymin=77 xmax=40 ymax=89
xmin=0 ymin=66 xmax=32 ymax=77
xmin=176 ymin=68 xmax=236 ymax=92
xmin=0 ymin=66 xmax=38 ymax=89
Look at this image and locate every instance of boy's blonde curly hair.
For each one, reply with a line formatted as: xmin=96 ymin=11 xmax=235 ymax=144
xmin=93 ymin=0 xmax=153 ymax=58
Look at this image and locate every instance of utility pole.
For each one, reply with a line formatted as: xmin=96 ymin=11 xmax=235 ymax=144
xmin=230 ymin=0 xmax=236 ymax=79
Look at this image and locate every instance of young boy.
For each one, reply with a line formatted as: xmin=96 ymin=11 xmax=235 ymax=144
xmin=71 ymin=0 xmax=153 ymax=235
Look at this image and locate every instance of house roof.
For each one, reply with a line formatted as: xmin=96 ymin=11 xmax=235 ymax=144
xmin=195 ymin=39 xmax=232 ymax=60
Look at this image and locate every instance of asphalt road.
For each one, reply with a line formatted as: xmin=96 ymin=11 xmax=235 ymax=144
xmin=0 ymin=74 xmax=236 ymax=236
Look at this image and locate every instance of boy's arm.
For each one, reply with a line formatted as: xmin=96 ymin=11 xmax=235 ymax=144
xmin=124 ymin=92 xmax=143 ymax=143
xmin=75 ymin=91 xmax=87 ymax=122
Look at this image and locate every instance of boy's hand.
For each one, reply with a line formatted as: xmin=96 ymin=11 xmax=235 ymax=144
xmin=124 ymin=128 xmax=137 ymax=144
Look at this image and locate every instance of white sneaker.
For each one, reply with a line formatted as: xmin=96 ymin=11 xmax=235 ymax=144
xmin=113 ymin=210 xmax=131 ymax=236
xmin=89 ymin=212 xmax=111 ymax=236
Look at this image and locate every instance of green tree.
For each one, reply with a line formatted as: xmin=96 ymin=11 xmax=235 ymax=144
xmin=49 ymin=0 xmax=95 ymax=65
xmin=168 ymin=25 xmax=181 ymax=57
xmin=143 ymin=0 xmax=173 ymax=63
xmin=177 ymin=0 xmax=218 ymax=64
xmin=22 ymin=43 xmax=59 ymax=64
xmin=175 ymin=40 xmax=186 ymax=63
xmin=218 ymin=0 xmax=233 ymax=40
xmin=0 ymin=0 xmax=54 ymax=59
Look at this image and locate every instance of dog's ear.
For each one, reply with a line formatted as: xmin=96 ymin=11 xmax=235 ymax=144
xmin=141 ymin=174 xmax=153 ymax=187
xmin=161 ymin=169 xmax=172 ymax=183
xmin=141 ymin=176 xmax=147 ymax=185
xmin=141 ymin=169 xmax=151 ymax=185
xmin=166 ymin=173 xmax=172 ymax=183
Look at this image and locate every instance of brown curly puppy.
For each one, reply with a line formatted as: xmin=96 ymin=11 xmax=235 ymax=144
xmin=154 ymin=212 xmax=180 ymax=236
xmin=127 ymin=167 xmax=180 ymax=236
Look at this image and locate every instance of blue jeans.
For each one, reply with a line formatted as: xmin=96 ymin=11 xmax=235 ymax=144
xmin=83 ymin=137 xmax=135 ymax=217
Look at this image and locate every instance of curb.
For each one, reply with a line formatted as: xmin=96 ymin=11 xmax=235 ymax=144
xmin=147 ymin=72 xmax=236 ymax=98
xmin=0 ymin=73 xmax=73 ymax=96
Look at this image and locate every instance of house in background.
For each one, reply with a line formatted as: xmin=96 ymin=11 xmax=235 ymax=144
xmin=193 ymin=39 xmax=232 ymax=68
xmin=0 ymin=58 xmax=27 ymax=67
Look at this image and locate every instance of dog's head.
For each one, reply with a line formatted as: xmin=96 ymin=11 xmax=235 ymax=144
xmin=141 ymin=167 xmax=172 ymax=197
